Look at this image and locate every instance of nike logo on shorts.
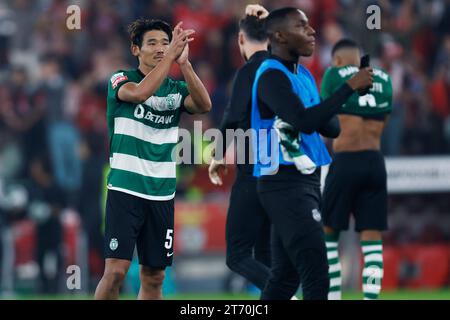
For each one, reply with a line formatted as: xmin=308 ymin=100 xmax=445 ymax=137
xmin=167 ymin=252 xmax=174 ymax=257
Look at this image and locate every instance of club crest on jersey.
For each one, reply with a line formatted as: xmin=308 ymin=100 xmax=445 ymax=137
xmin=143 ymin=93 xmax=182 ymax=111
xmin=111 ymin=72 xmax=128 ymax=89
xmin=109 ymin=238 xmax=119 ymax=251
xmin=166 ymin=95 xmax=176 ymax=110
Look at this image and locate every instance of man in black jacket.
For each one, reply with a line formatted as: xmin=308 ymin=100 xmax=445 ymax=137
xmin=208 ymin=5 xmax=273 ymax=293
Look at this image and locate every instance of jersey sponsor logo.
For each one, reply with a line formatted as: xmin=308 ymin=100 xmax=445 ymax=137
xmin=312 ymin=208 xmax=322 ymax=222
xmin=109 ymin=238 xmax=119 ymax=251
xmin=111 ymin=72 xmax=128 ymax=89
xmin=134 ymin=104 xmax=145 ymax=119
xmin=143 ymin=93 xmax=182 ymax=111
xmin=134 ymin=105 xmax=174 ymax=124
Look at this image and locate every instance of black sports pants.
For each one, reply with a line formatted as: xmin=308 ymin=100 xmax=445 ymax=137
xmin=257 ymin=181 xmax=329 ymax=300
xmin=226 ymin=174 xmax=272 ymax=290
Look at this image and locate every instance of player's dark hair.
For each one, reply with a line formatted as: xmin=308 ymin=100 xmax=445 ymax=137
xmin=264 ymin=7 xmax=299 ymax=39
xmin=239 ymin=15 xmax=267 ymax=42
xmin=128 ymin=18 xmax=172 ymax=48
xmin=331 ymin=39 xmax=358 ymax=56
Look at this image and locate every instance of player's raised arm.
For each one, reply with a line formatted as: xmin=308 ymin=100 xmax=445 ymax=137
xmin=176 ymin=35 xmax=212 ymax=113
xmin=257 ymin=67 xmax=372 ymax=134
xmin=118 ymin=22 xmax=195 ymax=104
xmin=179 ymin=64 xmax=212 ymax=114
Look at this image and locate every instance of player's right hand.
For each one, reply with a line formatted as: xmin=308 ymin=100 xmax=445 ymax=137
xmin=346 ymin=67 xmax=374 ymax=93
xmin=208 ymin=159 xmax=227 ymax=186
xmin=245 ymin=4 xmax=269 ymax=18
xmin=167 ymin=22 xmax=195 ymax=61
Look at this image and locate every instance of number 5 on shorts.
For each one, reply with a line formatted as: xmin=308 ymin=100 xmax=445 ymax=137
xmin=164 ymin=229 xmax=173 ymax=250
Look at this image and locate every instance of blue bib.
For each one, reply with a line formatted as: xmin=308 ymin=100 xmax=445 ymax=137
xmin=251 ymin=59 xmax=331 ymax=177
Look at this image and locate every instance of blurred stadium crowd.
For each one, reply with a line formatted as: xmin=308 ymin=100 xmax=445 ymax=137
xmin=0 ymin=0 xmax=449 ymax=294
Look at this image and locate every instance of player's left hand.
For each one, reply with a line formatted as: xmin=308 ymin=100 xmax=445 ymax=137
xmin=208 ymin=159 xmax=227 ymax=186
xmin=175 ymin=26 xmax=193 ymax=65
xmin=176 ymin=41 xmax=189 ymax=65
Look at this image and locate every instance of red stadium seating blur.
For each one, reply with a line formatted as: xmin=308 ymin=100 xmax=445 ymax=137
xmin=402 ymin=244 xmax=450 ymax=288
xmin=382 ymin=246 xmax=402 ymax=289
xmin=359 ymin=244 xmax=450 ymax=289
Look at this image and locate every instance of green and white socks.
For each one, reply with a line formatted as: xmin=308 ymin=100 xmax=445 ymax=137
xmin=361 ymin=240 xmax=384 ymax=300
xmin=326 ymin=236 xmax=384 ymax=300
xmin=325 ymin=234 xmax=342 ymax=300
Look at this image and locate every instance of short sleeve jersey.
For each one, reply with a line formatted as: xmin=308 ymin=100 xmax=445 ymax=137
xmin=106 ymin=69 xmax=190 ymax=201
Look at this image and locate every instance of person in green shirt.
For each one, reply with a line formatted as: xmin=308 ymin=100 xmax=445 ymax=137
xmin=95 ymin=18 xmax=211 ymax=300
xmin=320 ymin=39 xmax=393 ymax=300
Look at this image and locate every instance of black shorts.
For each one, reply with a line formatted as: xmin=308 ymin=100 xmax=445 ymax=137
xmin=104 ymin=189 xmax=174 ymax=268
xmin=322 ymin=150 xmax=388 ymax=232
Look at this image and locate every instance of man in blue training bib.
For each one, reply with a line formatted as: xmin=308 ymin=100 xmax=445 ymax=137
xmin=251 ymin=7 xmax=373 ymax=300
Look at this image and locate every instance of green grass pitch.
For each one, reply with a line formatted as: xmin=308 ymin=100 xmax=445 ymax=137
xmin=6 ymin=289 xmax=450 ymax=300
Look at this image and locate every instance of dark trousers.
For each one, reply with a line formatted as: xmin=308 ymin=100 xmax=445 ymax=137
xmin=37 ymin=215 xmax=63 ymax=294
xmin=226 ymin=174 xmax=271 ymax=290
xmin=257 ymin=182 xmax=329 ymax=300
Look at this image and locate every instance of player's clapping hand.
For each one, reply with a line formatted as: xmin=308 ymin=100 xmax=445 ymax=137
xmin=208 ymin=159 xmax=228 ymax=186
xmin=245 ymin=4 xmax=269 ymax=18
xmin=346 ymin=67 xmax=374 ymax=94
xmin=167 ymin=22 xmax=195 ymax=62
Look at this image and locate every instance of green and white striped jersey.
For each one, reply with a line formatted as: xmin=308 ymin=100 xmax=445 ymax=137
xmin=106 ymin=69 xmax=190 ymax=201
